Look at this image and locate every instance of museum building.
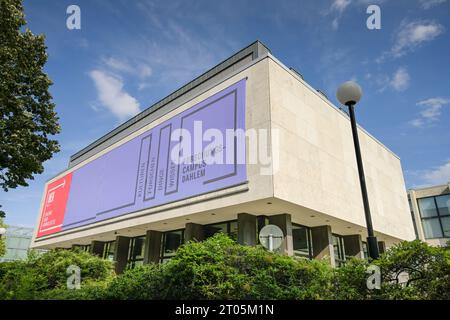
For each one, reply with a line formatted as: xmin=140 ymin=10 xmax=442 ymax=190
xmin=31 ymin=41 xmax=415 ymax=272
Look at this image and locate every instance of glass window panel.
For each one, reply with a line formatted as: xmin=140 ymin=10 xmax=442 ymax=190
xmin=204 ymin=223 xmax=227 ymax=239
xmin=132 ymin=236 xmax=145 ymax=260
xmin=163 ymin=230 xmax=183 ymax=258
xmin=293 ymin=225 xmax=310 ymax=257
xmin=418 ymin=198 xmax=438 ymax=218
xmin=229 ymin=221 xmax=238 ymax=241
xmin=441 ymin=217 xmax=450 ymax=237
xmin=422 ymin=218 xmax=443 ymax=238
xmin=436 ymin=195 xmax=450 ymax=216
xmin=362 ymin=242 xmax=369 ymax=259
xmin=333 ymin=235 xmax=346 ymax=266
xmin=7 ymin=238 xmax=20 ymax=248
xmin=103 ymin=241 xmax=115 ymax=261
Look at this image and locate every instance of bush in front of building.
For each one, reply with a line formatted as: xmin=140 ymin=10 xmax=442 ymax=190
xmin=104 ymin=233 xmax=334 ymax=300
xmin=0 ymin=235 xmax=449 ymax=300
xmin=0 ymin=248 xmax=114 ymax=299
xmin=105 ymin=263 xmax=165 ymax=300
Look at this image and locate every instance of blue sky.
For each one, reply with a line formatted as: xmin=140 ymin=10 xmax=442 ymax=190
xmin=1 ymin=0 xmax=450 ymax=227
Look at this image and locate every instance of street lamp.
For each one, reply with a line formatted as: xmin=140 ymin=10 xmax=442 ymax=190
xmin=337 ymin=81 xmax=379 ymax=260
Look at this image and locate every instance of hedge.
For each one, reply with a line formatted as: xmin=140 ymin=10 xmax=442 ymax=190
xmin=0 ymin=233 xmax=448 ymax=300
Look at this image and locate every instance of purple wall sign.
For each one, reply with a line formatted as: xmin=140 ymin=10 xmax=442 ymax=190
xmin=58 ymin=79 xmax=247 ymax=232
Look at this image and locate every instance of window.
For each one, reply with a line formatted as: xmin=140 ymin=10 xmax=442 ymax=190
xmin=128 ymin=236 xmax=145 ymax=268
xmin=204 ymin=220 xmax=238 ymax=241
xmin=160 ymin=229 xmax=184 ymax=263
xmin=418 ymin=197 xmax=438 ymax=218
xmin=436 ymin=195 xmax=450 ymax=216
xmin=418 ymin=194 xmax=450 ymax=239
xmin=332 ymin=234 xmax=346 ymax=267
xmin=362 ymin=242 xmax=369 ymax=259
xmin=102 ymin=241 xmax=115 ymax=261
xmin=73 ymin=244 xmax=90 ymax=252
xmin=229 ymin=221 xmax=238 ymax=240
xmin=204 ymin=223 xmax=227 ymax=239
xmin=292 ymin=224 xmax=312 ymax=259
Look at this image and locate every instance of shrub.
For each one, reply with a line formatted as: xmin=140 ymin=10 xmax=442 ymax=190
xmin=156 ymin=233 xmax=333 ymax=300
xmin=105 ymin=263 xmax=164 ymax=300
xmin=0 ymin=248 xmax=114 ymax=300
xmin=0 ymin=234 xmax=449 ymax=300
xmin=332 ymin=258 xmax=372 ymax=300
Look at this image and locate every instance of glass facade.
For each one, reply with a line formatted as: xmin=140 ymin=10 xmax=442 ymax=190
xmin=204 ymin=220 xmax=238 ymax=241
xmin=160 ymin=229 xmax=184 ymax=263
xmin=0 ymin=226 xmax=34 ymax=262
xmin=292 ymin=224 xmax=312 ymax=259
xmin=418 ymin=194 xmax=450 ymax=239
xmin=127 ymin=236 xmax=145 ymax=268
xmin=88 ymin=218 xmax=370 ymax=269
xmin=332 ymin=234 xmax=346 ymax=267
xmin=362 ymin=241 xmax=369 ymax=259
xmin=102 ymin=241 xmax=115 ymax=261
xmin=74 ymin=244 xmax=91 ymax=252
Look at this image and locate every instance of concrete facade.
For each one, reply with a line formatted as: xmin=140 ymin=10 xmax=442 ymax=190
xmin=30 ymin=41 xmax=415 ymax=270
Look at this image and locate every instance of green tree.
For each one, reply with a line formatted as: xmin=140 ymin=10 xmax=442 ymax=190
xmin=0 ymin=0 xmax=60 ymax=196
xmin=374 ymin=240 xmax=450 ymax=299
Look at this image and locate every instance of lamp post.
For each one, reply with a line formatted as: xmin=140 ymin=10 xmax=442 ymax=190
xmin=337 ymin=81 xmax=379 ymax=260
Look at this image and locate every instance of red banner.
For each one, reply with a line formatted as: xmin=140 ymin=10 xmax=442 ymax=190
xmin=37 ymin=173 xmax=72 ymax=237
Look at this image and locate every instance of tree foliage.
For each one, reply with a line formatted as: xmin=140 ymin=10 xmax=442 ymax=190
xmin=0 ymin=248 xmax=114 ymax=299
xmin=0 ymin=234 xmax=449 ymax=300
xmin=0 ymin=0 xmax=60 ymax=193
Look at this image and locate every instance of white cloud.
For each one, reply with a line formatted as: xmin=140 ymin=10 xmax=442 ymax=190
xmin=327 ymin=0 xmax=352 ymax=30
xmin=389 ymin=67 xmax=410 ymax=91
xmin=410 ymin=97 xmax=450 ymax=127
xmin=377 ymin=20 xmax=444 ymax=62
xmin=421 ymin=160 xmax=450 ymax=185
xmin=89 ymin=70 xmax=141 ymax=121
xmin=420 ymin=0 xmax=447 ymax=9
xmin=331 ymin=0 xmax=352 ymax=13
xmin=102 ymin=57 xmax=152 ymax=79
xmin=392 ymin=20 xmax=444 ymax=58
xmin=102 ymin=57 xmax=134 ymax=74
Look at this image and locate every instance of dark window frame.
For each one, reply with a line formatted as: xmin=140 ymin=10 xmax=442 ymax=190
xmin=160 ymin=229 xmax=185 ymax=263
xmin=417 ymin=194 xmax=450 ymax=239
xmin=332 ymin=234 xmax=346 ymax=266
xmin=102 ymin=240 xmax=116 ymax=261
xmin=127 ymin=235 xmax=146 ymax=269
xmin=203 ymin=219 xmax=238 ymax=240
xmin=292 ymin=223 xmax=313 ymax=259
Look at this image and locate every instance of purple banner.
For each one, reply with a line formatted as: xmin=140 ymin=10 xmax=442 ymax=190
xmin=60 ymin=79 xmax=247 ymax=231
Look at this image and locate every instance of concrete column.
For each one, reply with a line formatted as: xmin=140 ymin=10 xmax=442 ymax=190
xmin=268 ymin=214 xmax=294 ymax=256
xmin=343 ymin=235 xmax=364 ymax=259
xmin=143 ymin=230 xmax=162 ymax=264
xmin=378 ymin=241 xmax=386 ymax=254
xmin=311 ymin=225 xmax=335 ymax=267
xmin=238 ymin=213 xmax=257 ymax=246
xmin=90 ymin=241 xmax=105 ymax=257
xmin=184 ymin=223 xmax=205 ymax=242
xmin=114 ymin=236 xmax=130 ymax=274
